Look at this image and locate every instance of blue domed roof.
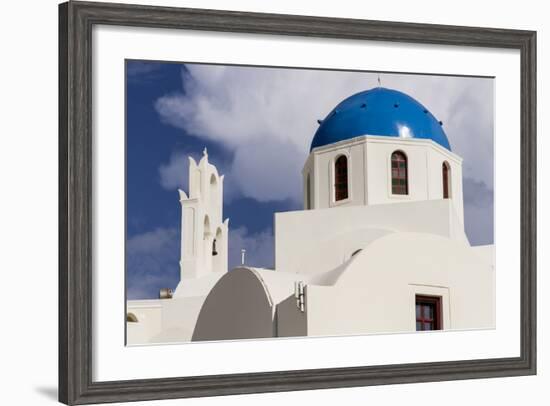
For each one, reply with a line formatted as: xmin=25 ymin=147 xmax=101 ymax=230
xmin=311 ymin=87 xmax=451 ymax=151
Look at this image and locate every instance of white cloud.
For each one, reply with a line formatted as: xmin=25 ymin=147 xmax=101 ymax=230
xmin=158 ymin=150 xmax=206 ymax=191
xmin=158 ymin=153 xmax=189 ymax=190
xmin=127 ymin=224 xmax=276 ymax=298
xmin=126 ymin=227 xmax=180 ymax=299
xmin=127 ymin=227 xmax=178 ymax=256
xmin=126 ymin=61 xmax=163 ymax=84
xmin=127 ymin=61 xmax=161 ymax=76
xmin=228 ymin=226 xmax=274 ymax=270
xmin=463 ymin=177 xmax=494 ymax=246
xmin=229 ymin=138 xmax=303 ymax=202
xmin=155 ymin=64 xmax=494 ymax=243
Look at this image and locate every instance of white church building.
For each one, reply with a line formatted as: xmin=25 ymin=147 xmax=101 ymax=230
xmin=127 ymin=87 xmax=495 ymax=345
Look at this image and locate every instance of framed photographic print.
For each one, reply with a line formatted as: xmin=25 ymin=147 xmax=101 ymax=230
xmin=59 ymin=1 xmax=536 ymax=404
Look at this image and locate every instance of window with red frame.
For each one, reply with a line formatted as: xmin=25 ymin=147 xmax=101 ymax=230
xmin=334 ymin=155 xmax=348 ymax=201
xmin=415 ymin=295 xmax=442 ymax=331
xmin=391 ymin=151 xmax=408 ymax=195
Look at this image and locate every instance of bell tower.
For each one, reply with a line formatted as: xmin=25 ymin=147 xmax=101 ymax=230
xmin=178 ymin=148 xmax=229 ymax=280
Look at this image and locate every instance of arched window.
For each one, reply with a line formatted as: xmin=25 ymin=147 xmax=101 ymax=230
xmin=203 ymin=215 xmax=211 ymax=239
xmin=391 ymin=151 xmax=408 ymax=195
xmin=442 ymin=161 xmax=451 ymax=199
xmin=209 ymin=174 xmax=218 ymax=206
xmin=334 ymin=155 xmax=348 ymax=201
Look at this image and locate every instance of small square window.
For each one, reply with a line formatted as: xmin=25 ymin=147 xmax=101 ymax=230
xmin=415 ymin=295 xmax=442 ymax=331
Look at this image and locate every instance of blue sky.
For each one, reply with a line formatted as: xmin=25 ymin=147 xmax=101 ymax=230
xmin=126 ymin=60 xmax=494 ymax=300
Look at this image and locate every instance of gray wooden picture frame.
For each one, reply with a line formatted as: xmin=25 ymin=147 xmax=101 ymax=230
xmin=58 ymin=1 xmax=537 ymax=404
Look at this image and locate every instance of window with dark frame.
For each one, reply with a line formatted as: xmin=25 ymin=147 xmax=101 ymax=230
xmin=415 ymin=295 xmax=442 ymax=331
xmin=442 ymin=161 xmax=451 ymax=199
xmin=391 ymin=151 xmax=408 ymax=195
xmin=334 ymin=155 xmax=348 ymax=201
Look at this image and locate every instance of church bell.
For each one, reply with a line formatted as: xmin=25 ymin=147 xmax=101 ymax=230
xmin=212 ymin=238 xmax=218 ymax=256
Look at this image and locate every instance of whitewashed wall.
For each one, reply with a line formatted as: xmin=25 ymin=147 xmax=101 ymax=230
xmin=275 ymin=199 xmax=469 ymax=275
xmin=306 ymin=232 xmax=495 ymax=336
xmin=305 ymin=136 xmax=464 ymax=223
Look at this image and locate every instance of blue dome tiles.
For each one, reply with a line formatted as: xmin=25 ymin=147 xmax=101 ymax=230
xmin=311 ymin=87 xmax=451 ymax=151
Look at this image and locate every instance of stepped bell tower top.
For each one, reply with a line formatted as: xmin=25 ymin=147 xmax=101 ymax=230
xmin=303 ymin=87 xmax=464 ymax=225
